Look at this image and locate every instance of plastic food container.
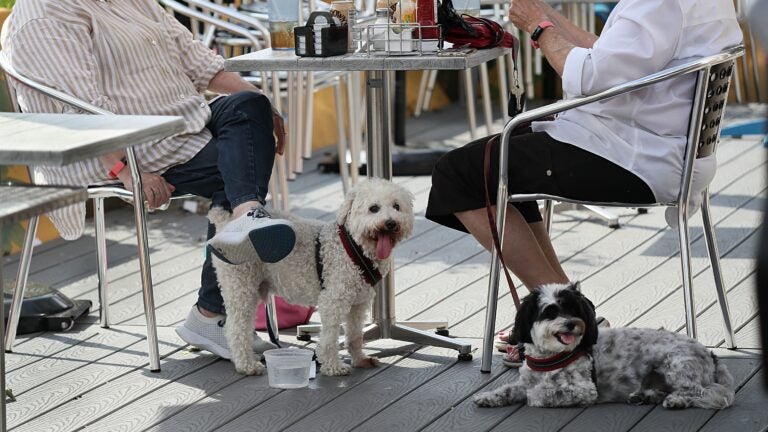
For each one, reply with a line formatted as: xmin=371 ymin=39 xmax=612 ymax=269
xmin=263 ymin=348 xmax=315 ymax=389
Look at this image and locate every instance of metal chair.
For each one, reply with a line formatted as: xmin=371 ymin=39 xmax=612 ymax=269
xmin=1 ymin=51 xmax=282 ymax=370
xmin=480 ymin=46 xmax=745 ymax=372
xmin=0 ymin=51 xmax=165 ymax=371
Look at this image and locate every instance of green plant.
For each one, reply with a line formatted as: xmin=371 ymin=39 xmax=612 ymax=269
xmin=0 ymin=0 xmax=14 ymax=9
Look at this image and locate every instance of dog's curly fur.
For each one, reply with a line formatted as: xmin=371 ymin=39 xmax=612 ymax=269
xmin=209 ymin=179 xmax=414 ymax=376
xmin=474 ymin=283 xmax=735 ymax=409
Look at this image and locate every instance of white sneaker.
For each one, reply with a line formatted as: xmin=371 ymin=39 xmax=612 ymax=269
xmin=207 ymin=206 xmax=296 ymax=265
xmin=175 ymin=306 xmax=277 ymax=359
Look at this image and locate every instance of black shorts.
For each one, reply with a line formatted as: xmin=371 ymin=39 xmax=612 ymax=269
xmin=426 ymin=128 xmax=656 ymax=233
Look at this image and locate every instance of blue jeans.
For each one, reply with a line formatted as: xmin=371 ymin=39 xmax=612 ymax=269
xmin=162 ymin=91 xmax=276 ymax=314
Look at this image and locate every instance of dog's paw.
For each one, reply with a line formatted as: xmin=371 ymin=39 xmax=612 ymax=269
xmin=662 ymin=394 xmax=690 ymax=409
xmin=473 ymin=391 xmax=506 ymax=408
xmin=320 ymin=361 xmax=352 ymax=376
xmin=234 ymin=357 xmax=266 ymax=376
xmin=352 ymin=356 xmax=380 ymax=368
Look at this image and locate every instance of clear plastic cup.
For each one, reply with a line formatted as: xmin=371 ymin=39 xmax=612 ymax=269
xmin=268 ymin=0 xmax=300 ymax=50
xmin=263 ymin=348 xmax=314 ymax=389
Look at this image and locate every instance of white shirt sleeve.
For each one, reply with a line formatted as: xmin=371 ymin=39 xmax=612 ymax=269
xmin=562 ymin=0 xmax=684 ymax=97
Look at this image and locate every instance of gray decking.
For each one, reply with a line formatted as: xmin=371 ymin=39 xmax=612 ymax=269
xmin=2 ymin=106 xmax=766 ymax=432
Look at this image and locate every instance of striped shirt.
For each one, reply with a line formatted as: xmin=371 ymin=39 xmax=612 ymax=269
xmin=1 ymin=0 xmax=225 ymax=239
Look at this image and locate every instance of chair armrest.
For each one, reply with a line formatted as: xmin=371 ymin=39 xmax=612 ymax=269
xmin=501 ymin=46 xmax=745 ymax=139
xmin=183 ymin=0 xmax=270 ymax=40
xmin=159 ymin=0 xmax=264 ymax=50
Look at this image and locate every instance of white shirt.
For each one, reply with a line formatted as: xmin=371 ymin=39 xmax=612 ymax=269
xmin=532 ymin=0 xmax=742 ymax=210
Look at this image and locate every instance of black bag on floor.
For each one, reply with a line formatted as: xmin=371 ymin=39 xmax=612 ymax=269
xmin=3 ymin=281 xmax=91 ymax=334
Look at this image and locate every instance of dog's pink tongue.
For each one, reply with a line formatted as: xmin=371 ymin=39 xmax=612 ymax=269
xmin=559 ymin=333 xmax=576 ymax=345
xmin=376 ymin=235 xmax=393 ymax=260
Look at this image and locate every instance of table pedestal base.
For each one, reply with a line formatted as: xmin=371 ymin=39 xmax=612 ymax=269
xmin=296 ymin=321 xmax=473 ymax=360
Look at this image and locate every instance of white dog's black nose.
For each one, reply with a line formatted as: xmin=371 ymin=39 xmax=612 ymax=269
xmin=385 ymin=220 xmax=398 ymax=231
xmin=565 ymin=320 xmax=578 ymax=331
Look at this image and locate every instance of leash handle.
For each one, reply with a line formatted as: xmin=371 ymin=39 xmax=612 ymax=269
xmin=483 ymin=134 xmax=522 ymax=311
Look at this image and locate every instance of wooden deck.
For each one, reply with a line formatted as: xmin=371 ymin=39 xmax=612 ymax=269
xmin=2 ymin=105 xmax=766 ymax=432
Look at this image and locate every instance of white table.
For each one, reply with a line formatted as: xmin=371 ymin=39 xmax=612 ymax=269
xmin=0 ymin=112 xmax=185 ymax=432
xmin=226 ymin=47 xmax=508 ymax=360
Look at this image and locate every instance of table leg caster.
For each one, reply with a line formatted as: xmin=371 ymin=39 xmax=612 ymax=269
xmin=435 ymin=328 xmax=449 ymax=336
xmin=296 ymin=333 xmax=313 ymax=342
xmin=458 ymin=353 xmax=473 ymax=361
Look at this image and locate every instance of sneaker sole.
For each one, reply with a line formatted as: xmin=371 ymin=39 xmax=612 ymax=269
xmin=249 ymin=224 xmax=296 ymax=263
xmin=176 ymin=326 xmax=232 ymax=360
xmin=208 ymin=224 xmax=296 ymax=265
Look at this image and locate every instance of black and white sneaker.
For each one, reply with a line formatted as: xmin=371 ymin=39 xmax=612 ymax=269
xmin=207 ymin=207 xmax=296 ymax=265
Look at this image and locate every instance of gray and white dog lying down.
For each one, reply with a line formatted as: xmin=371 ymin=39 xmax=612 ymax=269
xmin=474 ymin=283 xmax=734 ymax=409
xmin=209 ymin=178 xmax=414 ymax=377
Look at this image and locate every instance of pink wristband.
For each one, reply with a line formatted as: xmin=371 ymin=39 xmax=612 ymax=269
xmin=530 ymin=21 xmax=555 ymax=49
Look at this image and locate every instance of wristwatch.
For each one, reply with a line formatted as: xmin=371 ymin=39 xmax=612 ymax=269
xmin=530 ymin=21 xmax=555 ymax=49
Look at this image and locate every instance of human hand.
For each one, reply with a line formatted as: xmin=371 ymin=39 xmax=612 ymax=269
xmin=508 ymin=0 xmax=550 ymax=34
xmin=272 ymin=106 xmax=287 ymax=156
xmin=117 ymin=170 xmax=176 ymax=210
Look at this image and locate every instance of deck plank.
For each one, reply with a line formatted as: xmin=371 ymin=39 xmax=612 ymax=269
xmin=13 ymin=348 xmax=220 ymax=432
xmin=353 ymin=355 xmax=508 ymax=432
xmin=207 ymin=341 xmax=415 ymax=432
xmin=6 ymin=327 xmax=183 ymax=428
xmin=280 ymin=347 xmax=458 ymax=432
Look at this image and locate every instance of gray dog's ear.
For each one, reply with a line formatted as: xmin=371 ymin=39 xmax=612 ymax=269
xmin=336 ymin=188 xmax=356 ymax=226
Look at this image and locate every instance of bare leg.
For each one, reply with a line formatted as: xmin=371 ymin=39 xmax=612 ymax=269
xmin=529 ymin=220 xmax=569 ymax=282
xmin=456 ymin=205 xmax=568 ymax=289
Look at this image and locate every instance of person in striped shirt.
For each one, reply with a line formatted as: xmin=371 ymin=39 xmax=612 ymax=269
xmin=1 ymin=0 xmax=294 ymax=359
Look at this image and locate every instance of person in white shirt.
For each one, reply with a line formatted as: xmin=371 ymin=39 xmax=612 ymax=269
xmin=425 ymin=0 xmax=742 ymax=363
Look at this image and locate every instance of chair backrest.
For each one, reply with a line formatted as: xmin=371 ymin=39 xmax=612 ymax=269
xmin=694 ymin=59 xmax=736 ymax=159
xmin=677 ymin=54 xmax=738 ymax=207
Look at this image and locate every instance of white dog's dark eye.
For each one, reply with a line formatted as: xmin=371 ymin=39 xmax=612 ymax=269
xmin=369 ymin=205 xmax=380 ymax=213
xmin=393 ymin=203 xmax=400 ymax=211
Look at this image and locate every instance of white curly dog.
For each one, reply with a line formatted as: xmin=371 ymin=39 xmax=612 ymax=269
xmin=209 ymin=178 xmax=414 ymax=376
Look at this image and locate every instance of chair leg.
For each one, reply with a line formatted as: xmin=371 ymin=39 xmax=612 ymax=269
xmin=4 ymin=216 xmax=39 ymax=352
xmin=345 ymin=74 xmax=361 ymax=186
xmin=94 ymin=198 xmax=110 ymax=328
xmin=497 ymin=56 xmax=509 ymax=123
xmin=479 ymin=62 xmax=494 ymax=136
xmin=422 ymin=70 xmax=439 ymax=115
xmin=701 ymin=191 xmax=737 ymax=348
xmin=127 ymin=160 xmax=162 ymax=371
xmin=481 ymin=204 xmax=510 ymax=373
xmin=303 ymin=72 xmax=315 ymax=160
xmin=542 ymin=200 xmax=554 ymax=234
xmin=676 ymin=205 xmax=698 ymax=341
xmin=462 ymin=69 xmax=477 ymax=140
xmin=334 ymin=79 xmax=351 ymax=193
xmin=413 ymin=70 xmax=430 ymax=118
